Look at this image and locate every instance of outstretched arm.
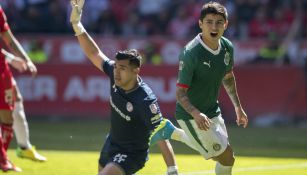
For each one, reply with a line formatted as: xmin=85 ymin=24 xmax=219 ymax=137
xmin=157 ymin=140 xmax=178 ymax=175
xmin=222 ymin=71 xmax=248 ymax=128
xmin=70 ymin=0 xmax=109 ymax=71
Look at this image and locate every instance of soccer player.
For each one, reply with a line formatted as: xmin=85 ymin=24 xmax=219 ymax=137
xmin=70 ymin=0 xmax=190 ymax=174
xmin=0 ymin=6 xmax=46 ymax=172
xmin=1 ymin=50 xmax=47 ymax=162
xmin=175 ymin=2 xmax=248 ymax=175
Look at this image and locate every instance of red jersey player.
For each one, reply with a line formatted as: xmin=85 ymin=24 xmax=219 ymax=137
xmin=0 ymin=5 xmax=46 ymax=172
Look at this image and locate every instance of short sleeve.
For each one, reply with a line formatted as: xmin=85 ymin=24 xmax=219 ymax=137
xmin=140 ymin=96 xmax=163 ymax=131
xmin=177 ymin=49 xmax=194 ymax=88
xmin=102 ymin=59 xmax=115 ymax=77
xmin=223 ymin=38 xmax=234 ymax=73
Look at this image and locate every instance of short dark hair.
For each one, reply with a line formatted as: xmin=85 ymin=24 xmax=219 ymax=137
xmin=115 ymin=49 xmax=142 ymax=68
xmin=200 ymin=1 xmax=228 ymax=21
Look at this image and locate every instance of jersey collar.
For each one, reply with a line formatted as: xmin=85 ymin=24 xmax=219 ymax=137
xmin=196 ymin=34 xmax=221 ymax=55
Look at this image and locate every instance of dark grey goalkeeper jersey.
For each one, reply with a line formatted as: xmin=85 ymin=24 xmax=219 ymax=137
xmin=102 ymin=60 xmax=163 ymax=152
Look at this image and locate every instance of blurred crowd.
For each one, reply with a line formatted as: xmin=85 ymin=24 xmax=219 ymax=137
xmin=1 ymin=0 xmax=307 ymax=66
xmin=1 ymin=0 xmax=306 ymax=39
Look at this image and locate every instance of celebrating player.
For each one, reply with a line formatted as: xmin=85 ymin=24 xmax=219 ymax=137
xmin=175 ymin=2 xmax=248 ymax=175
xmin=0 ymin=5 xmax=46 ymax=172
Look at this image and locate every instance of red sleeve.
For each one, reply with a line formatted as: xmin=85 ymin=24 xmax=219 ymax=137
xmin=0 ymin=7 xmax=10 ymax=33
xmin=176 ymin=83 xmax=190 ymax=89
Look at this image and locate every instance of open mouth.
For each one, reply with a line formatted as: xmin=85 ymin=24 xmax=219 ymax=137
xmin=210 ymin=32 xmax=218 ymax=38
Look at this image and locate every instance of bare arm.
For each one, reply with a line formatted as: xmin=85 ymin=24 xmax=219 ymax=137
xmin=2 ymin=30 xmax=31 ymax=62
xmin=176 ymin=86 xmax=198 ymax=115
xmin=222 ymin=71 xmax=241 ymax=108
xmin=75 ymin=32 xmax=109 ymax=71
xmin=222 ymin=71 xmax=248 ymax=128
xmin=70 ymin=0 xmax=108 ymax=72
xmin=1 ymin=29 xmax=37 ymax=76
xmin=157 ymin=140 xmax=178 ymax=175
xmin=1 ymin=49 xmax=27 ymax=72
xmin=176 ymin=86 xmax=211 ymax=130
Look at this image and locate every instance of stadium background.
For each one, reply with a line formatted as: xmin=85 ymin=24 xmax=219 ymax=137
xmin=1 ymin=0 xmax=307 ymax=174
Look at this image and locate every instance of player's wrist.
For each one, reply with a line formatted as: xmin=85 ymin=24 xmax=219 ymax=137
xmin=3 ymin=51 xmax=15 ymax=64
xmin=72 ymin=22 xmax=86 ymax=36
xmin=167 ymin=166 xmax=178 ymax=175
xmin=190 ymin=108 xmax=200 ymax=117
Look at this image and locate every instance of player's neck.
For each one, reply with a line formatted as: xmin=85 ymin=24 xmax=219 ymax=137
xmin=123 ymin=78 xmax=139 ymax=93
xmin=201 ymin=34 xmax=219 ymax=51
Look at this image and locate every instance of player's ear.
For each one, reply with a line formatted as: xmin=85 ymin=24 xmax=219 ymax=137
xmin=198 ymin=19 xmax=203 ymax=29
xmin=133 ymin=67 xmax=140 ymax=74
xmin=224 ymin=20 xmax=228 ymax=30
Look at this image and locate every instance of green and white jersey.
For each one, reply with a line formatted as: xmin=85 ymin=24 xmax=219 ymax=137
xmin=176 ymin=34 xmax=234 ymax=120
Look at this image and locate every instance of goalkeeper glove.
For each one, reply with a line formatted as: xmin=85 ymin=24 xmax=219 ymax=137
xmin=70 ymin=0 xmax=86 ymax=36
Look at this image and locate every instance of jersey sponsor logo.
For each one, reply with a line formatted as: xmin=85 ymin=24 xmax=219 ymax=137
xmin=126 ymin=102 xmax=133 ymax=112
xmin=203 ymin=60 xmax=211 ymax=68
xmin=110 ymin=97 xmax=131 ymax=121
xmin=213 ymin=143 xmax=221 ymax=151
xmin=179 ymin=61 xmax=184 ymax=70
xmin=149 ymin=103 xmax=158 ymax=114
xmin=224 ymin=51 xmax=230 ymax=65
xmin=113 ymin=153 xmax=127 ymax=163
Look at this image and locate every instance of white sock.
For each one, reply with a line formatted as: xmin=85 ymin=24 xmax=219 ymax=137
xmin=215 ymin=162 xmax=233 ymax=175
xmin=171 ymin=128 xmax=198 ymax=151
xmin=13 ymin=101 xmax=31 ymax=149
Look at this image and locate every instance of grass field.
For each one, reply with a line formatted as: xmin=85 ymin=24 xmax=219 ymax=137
xmin=4 ymin=118 xmax=307 ymax=174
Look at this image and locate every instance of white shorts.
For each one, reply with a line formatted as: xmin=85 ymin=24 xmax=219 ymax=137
xmin=177 ymin=114 xmax=229 ymax=159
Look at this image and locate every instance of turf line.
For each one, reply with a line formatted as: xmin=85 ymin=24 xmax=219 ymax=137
xmin=179 ymin=162 xmax=307 ymax=175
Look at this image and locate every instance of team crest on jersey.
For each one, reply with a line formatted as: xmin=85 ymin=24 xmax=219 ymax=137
xmin=126 ymin=102 xmax=133 ymax=112
xmin=213 ymin=143 xmax=221 ymax=151
xmin=149 ymin=103 xmax=158 ymax=114
xmin=179 ymin=61 xmax=184 ymax=70
xmin=224 ymin=51 xmax=230 ymax=66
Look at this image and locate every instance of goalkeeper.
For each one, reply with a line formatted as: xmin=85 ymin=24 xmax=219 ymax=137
xmin=70 ymin=1 xmax=196 ymax=175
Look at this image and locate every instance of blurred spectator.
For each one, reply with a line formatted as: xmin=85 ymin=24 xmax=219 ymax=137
xmin=143 ymin=43 xmax=162 ymax=65
xmin=93 ymin=8 xmax=121 ymax=35
xmin=0 ymin=0 xmax=306 ymax=66
xmin=251 ymin=3 xmax=302 ymax=65
xmin=247 ymin=6 xmax=271 ymax=38
xmin=27 ymin=40 xmax=48 ymax=64
xmin=167 ymin=6 xmax=194 ymax=39
xmin=252 ymin=32 xmax=290 ymax=64
xmin=82 ymin=0 xmax=109 ymax=30
xmin=0 ymin=0 xmax=306 ymax=40
xmin=121 ymin=12 xmax=146 ymax=37
xmin=47 ymin=0 xmax=67 ymax=33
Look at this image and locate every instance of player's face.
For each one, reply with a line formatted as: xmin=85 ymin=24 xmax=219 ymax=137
xmin=199 ymin=14 xmax=228 ymax=42
xmin=113 ymin=59 xmax=138 ymax=90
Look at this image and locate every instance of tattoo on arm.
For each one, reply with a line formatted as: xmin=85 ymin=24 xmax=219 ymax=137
xmin=176 ymin=87 xmax=197 ymax=114
xmin=223 ymin=72 xmax=241 ymax=108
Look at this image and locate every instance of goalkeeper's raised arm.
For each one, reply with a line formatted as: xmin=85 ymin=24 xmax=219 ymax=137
xmin=70 ymin=0 xmax=109 ymax=72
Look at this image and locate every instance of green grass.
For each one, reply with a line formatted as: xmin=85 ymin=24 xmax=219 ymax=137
xmin=4 ymin=118 xmax=307 ymax=174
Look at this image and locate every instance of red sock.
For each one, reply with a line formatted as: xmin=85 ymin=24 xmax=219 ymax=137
xmin=1 ymin=124 xmax=13 ymax=151
xmin=0 ymin=132 xmax=8 ymax=165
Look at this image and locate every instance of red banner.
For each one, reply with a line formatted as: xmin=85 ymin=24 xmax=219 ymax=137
xmin=14 ymin=64 xmax=307 ymax=120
